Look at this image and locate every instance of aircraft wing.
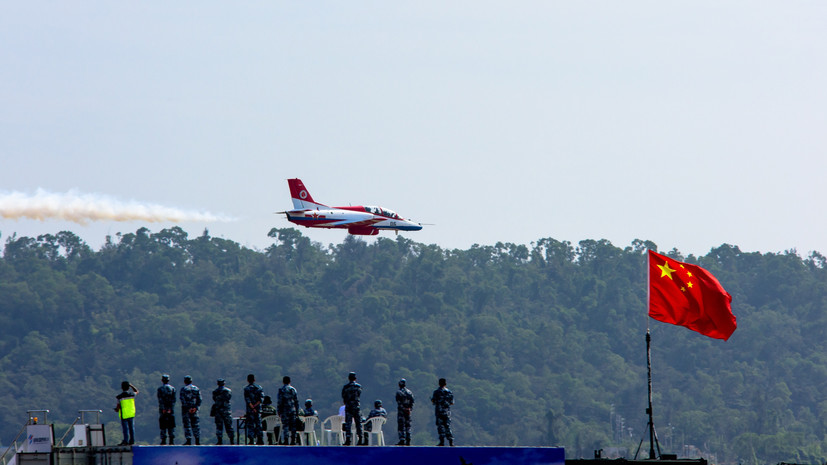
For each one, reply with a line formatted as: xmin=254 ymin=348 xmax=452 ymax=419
xmin=330 ymin=217 xmax=385 ymax=228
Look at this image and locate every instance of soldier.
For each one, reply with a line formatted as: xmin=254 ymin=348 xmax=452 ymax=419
xmin=363 ymin=400 xmax=387 ymax=444
xmin=277 ymin=376 xmax=300 ymax=445
xmin=180 ymin=375 xmax=202 ymax=445
xmin=430 ymin=378 xmax=454 ymax=446
xmin=157 ymin=374 xmax=176 ymax=445
xmin=341 ymin=372 xmax=363 ymax=445
xmin=299 ymin=399 xmax=317 ymax=418
xmin=244 ymin=373 xmax=265 ymax=445
xmin=395 ymin=378 xmax=414 ymax=446
xmin=212 ymin=378 xmax=234 ymax=445
xmin=261 ymin=396 xmax=277 ymax=417
xmin=295 ymin=399 xmax=316 ymax=438
xmin=260 ymin=395 xmax=278 ymax=445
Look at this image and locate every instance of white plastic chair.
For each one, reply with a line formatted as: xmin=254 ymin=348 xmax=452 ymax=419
xmin=363 ymin=417 xmax=386 ymax=446
xmin=321 ymin=415 xmax=345 ymax=446
xmin=298 ymin=416 xmax=318 ymax=446
xmin=261 ymin=414 xmax=281 ymax=445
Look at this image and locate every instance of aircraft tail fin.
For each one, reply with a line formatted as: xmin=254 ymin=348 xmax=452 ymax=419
xmin=288 ymin=178 xmax=327 ymax=210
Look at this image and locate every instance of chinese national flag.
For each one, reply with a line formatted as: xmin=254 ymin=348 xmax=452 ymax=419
xmin=648 ymin=250 xmax=736 ymax=340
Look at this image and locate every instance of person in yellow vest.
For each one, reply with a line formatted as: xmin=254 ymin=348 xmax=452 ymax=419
xmin=115 ymin=381 xmax=140 ymax=445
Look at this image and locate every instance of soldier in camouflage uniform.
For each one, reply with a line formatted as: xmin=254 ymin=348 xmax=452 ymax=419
xmin=157 ymin=374 xmax=176 ymax=445
xmin=277 ymin=376 xmax=300 ymax=445
xmin=180 ymin=375 xmax=202 ymax=445
xmin=244 ymin=373 xmax=265 ymax=445
xmin=299 ymin=399 xmax=317 ymax=418
xmin=395 ymin=378 xmax=414 ymax=445
xmin=212 ymin=378 xmax=234 ymax=445
xmin=430 ymin=378 xmax=454 ymax=446
xmin=363 ymin=399 xmax=387 ymax=444
xmin=341 ymin=372 xmax=363 ymax=445
xmin=260 ymin=396 xmax=278 ymax=445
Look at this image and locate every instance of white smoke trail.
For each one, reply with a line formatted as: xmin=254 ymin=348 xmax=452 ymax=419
xmin=0 ymin=189 xmax=234 ymax=224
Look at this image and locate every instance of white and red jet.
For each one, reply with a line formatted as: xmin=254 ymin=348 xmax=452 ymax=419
xmin=281 ymin=178 xmax=423 ymax=236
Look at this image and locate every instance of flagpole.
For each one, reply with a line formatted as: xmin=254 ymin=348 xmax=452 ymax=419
xmin=646 ymin=330 xmax=658 ymax=459
xmin=645 ymin=250 xmax=660 ymax=459
xmin=646 ymin=249 xmax=651 ymax=333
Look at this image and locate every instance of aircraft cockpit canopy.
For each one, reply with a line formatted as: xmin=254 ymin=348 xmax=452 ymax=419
xmin=366 ymin=206 xmax=400 ymax=219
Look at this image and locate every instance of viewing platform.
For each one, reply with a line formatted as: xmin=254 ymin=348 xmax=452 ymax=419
xmin=2 ymin=410 xmax=706 ymax=465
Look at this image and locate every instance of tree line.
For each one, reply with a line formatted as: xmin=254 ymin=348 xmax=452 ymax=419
xmin=1 ymin=226 xmax=826 ymax=464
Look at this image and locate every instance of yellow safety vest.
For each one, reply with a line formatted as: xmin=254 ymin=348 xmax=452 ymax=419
xmin=119 ymin=396 xmax=136 ymax=420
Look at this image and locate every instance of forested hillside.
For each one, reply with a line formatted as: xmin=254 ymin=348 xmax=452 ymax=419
xmin=2 ymin=227 xmax=827 ymax=464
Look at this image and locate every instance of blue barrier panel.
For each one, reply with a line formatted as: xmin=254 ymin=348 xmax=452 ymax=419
xmin=133 ymin=445 xmax=565 ymax=465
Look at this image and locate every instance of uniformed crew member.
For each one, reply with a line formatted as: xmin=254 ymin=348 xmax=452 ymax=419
xmin=363 ymin=399 xmax=387 ymax=444
xmin=395 ymin=378 xmax=414 ymax=445
xmin=244 ymin=373 xmax=265 ymax=445
xmin=277 ymin=376 xmax=300 ymax=445
xmin=180 ymin=375 xmax=202 ymax=445
xmin=260 ymin=395 xmax=278 ymax=444
xmin=430 ymin=378 xmax=454 ymax=446
xmin=341 ymin=372 xmax=363 ymax=445
xmin=157 ymin=374 xmax=176 ymax=445
xmin=212 ymin=378 xmax=234 ymax=445
xmin=299 ymin=399 xmax=317 ymax=418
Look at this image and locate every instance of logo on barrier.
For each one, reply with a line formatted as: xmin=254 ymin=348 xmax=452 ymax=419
xmin=29 ymin=434 xmax=48 ymax=444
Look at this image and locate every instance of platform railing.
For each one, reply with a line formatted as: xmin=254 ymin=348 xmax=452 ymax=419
xmin=56 ymin=410 xmax=105 ymax=448
xmin=56 ymin=416 xmax=82 ymax=447
xmin=0 ymin=421 xmax=30 ymax=465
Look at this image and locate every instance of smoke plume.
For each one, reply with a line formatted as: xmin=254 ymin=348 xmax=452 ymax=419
xmin=0 ymin=189 xmax=233 ymax=224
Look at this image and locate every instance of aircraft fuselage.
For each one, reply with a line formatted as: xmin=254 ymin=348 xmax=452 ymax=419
xmin=282 ymin=179 xmax=423 ymax=235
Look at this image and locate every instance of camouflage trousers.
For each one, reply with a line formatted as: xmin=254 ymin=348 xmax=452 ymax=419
xmin=397 ymin=409 xmax=412 ymax=441
xmin=435 ymin=411 xmax=452 ymax=440
xmin=246 ymin=410 xmax=263 ymax=444
xmin=215 ymin=411 xmax=234 ymax=442
xmin=280 ymin=414 xmax=298 ymax=444
xmin=159 ymin=412 xmax=176 ymax=442
xmin=181 ymin=408 xmax=200 ymax=441
xmin=344 ymin=406 xmax=362 ymax=442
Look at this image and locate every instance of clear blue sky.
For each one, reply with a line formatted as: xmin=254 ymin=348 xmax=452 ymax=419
xmin=2 ymin=2 xmax=826 ymax=256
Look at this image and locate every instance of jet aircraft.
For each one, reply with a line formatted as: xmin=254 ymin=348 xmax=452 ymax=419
xmin=280 ymin=178 xmax=423 ymax=236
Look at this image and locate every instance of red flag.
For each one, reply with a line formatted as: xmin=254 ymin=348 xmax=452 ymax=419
xmin=648 ymin=250 xmax=736 ymax=340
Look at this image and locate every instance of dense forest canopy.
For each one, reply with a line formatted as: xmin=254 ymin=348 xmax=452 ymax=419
xmin=1 ymin=227 xmax=827 ymax=465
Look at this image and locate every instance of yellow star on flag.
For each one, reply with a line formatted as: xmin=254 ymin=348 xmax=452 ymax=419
xmin=658 ymin=261 xmax=676 ymax=280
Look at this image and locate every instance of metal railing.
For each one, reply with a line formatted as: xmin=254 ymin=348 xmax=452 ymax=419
xmin=56 ymin=416 xmax=81 ymax=448
xmin=0 ymin=410 xmax=51 ymax=465
xmin=55 ymin=410 xmax=103 ymax=447
xmin=1 ymin=422 xmax=32 ymax=465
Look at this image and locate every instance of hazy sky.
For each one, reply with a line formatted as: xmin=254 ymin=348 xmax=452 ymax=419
xmin=2 ymin=2 xmax=825 ymax=256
